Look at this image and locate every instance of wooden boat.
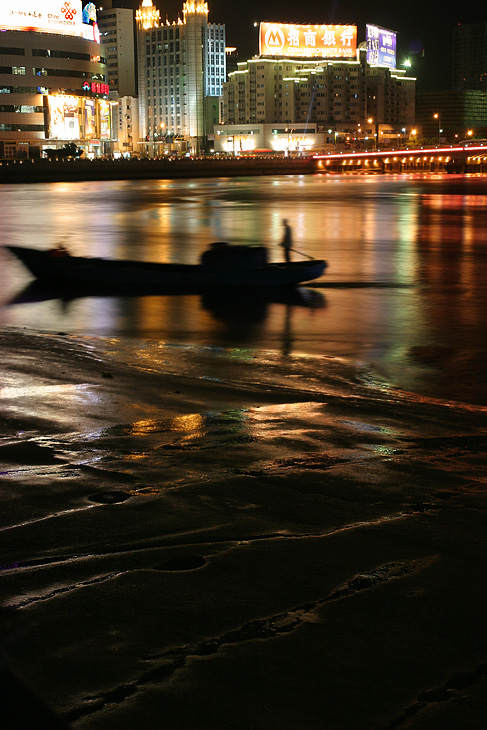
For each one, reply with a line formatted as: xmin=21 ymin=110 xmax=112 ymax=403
xmin=6 ymin=244 xmax=327 ymax=289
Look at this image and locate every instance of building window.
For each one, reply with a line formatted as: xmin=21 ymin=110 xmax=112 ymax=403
xmin=0 ymin=104 xmax=43 ymax=113
xmin=0 ymin=123 xmax=45 ymax=132
xmin=0 ymin=47 xmax=25 ymax=56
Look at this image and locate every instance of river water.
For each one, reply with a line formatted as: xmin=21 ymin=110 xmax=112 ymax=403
xmin=2 ymin=174 xmax=487 ymax=729
xmin=1 ymin=172 xmax=487 ymax=405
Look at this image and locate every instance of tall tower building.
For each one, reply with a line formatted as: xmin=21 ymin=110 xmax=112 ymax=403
xmin=452 ymin=22 xmax=487 ymax=91
xmin=97 ymin=0 xmax=137 ymax=98
xmin=136 ymin=0 xmax=225 ymax=155
xmin=97 ymin=1 xmax=138 ymax=156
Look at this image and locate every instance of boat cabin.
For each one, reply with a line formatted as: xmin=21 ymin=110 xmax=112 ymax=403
xmin=201 ymin=243 xmax=268 ymax=271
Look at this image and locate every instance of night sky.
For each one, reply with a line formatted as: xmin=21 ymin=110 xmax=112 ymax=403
xmin=115 ymin=0 xmax=484 ymax=89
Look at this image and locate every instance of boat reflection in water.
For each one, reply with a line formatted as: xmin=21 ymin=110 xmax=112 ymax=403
xmin=5 ymin=240 xmax=326 ymax=354
xmin=8 ymin=279 xmax=326 ymax=354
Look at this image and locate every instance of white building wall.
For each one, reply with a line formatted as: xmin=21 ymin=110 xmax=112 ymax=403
xmin=184 ymin=7 xmax=206 ymax=150
xmin=98 ymin=6 xmax=136 ymax=98
xmin=116 ymin=95 xmax=139 ymax=155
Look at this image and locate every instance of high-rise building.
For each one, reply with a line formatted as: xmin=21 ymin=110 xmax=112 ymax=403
xmin=222 ymin=47 xmax=415 ymax=147
xmin=0 ymin=1 xmax=112 ymax=159
xmin=97 ymin=1 xmax=138 ymax=156
xmin=416 ymin=90 xmax=487 ymax=141
xmin=97 ymin=0 xmax=137 ymax=97
xmin=136 ymin=0 xmax=225 ymax=155
xmin=452 ymin=22 xmax=487 ymax=92
xmin=415 ymin=21 xmax=487 ymax=142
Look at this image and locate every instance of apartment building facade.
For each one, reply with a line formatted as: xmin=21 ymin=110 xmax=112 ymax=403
xmin=220 ymin=46 xmax=415 ymax=153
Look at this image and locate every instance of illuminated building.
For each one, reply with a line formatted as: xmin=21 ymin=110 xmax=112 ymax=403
xmin=213 ymin=122 xmax=325 ymax=156
xmin=136 ymin=0 xmax=226 ymax=155
xmin=97 ymin=1 xmax=138 ymax=156
xmin=453 ymin=22 xmax=487 ymax=92
xmin=0 ymin=0 xmax=113 ymax=159
xmin=221 ymin=34 xmax=415 ymax=152
xmin=366 ymin=63 xmax=415 ymax=133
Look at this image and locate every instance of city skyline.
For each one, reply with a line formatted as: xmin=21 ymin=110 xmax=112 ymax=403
xmin=118 ymin=0 xmax=484 ymax=89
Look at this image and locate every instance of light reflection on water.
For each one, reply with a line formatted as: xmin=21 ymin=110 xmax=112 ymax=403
xmin=1 ymin=174 xmax=487 ymax=405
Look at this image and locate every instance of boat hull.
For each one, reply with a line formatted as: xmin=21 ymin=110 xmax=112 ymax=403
xmin=6 ymin=246 xmax=327 ymax=288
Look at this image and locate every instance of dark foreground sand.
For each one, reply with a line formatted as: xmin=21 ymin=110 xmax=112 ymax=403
xmin=1 ymin=327 xmax=487 ymax=729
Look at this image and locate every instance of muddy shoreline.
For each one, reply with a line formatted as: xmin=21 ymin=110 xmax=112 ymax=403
xmin=1 ymin=327 xmax=487 ymax=728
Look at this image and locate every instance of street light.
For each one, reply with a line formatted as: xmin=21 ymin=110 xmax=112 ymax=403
xmin=285 ymin=127 xmax=295 ymax=157
xmin=433 ymin=113 xmax=441 ymax=145
xmin=368 ymin=117 xmax=377 ymax=149
xmin=159 ymin=122 xmax=165 ymax=154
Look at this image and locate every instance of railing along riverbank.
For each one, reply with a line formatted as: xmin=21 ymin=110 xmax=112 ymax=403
xmin=2 ymin=145 xmax=487 ymax=183
xmin=0 ymin=156 xmax=316 ymax=184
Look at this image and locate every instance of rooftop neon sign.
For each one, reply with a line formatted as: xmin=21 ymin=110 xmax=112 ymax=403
xmin=260 ymin=23 xmax=357 ymax=59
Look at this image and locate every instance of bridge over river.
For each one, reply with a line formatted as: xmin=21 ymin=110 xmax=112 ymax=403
xmin=314 ymin=143 xmax=487 ymax=174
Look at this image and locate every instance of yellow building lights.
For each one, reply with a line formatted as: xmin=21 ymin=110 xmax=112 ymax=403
xmin=136 ymin=0 xmax=160 ymax=30
xmin=183 ymin=2 xmax=209 ymax=15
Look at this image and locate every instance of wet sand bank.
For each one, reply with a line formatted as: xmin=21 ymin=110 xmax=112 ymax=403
xmin=1 ymin=327 xmax=487 ymax=729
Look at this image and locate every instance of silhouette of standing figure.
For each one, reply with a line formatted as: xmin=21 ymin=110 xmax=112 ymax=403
xmin=281 ymin=219 xmax=292 ymax=263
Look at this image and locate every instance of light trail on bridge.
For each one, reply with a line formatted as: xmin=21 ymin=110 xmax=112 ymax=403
xmin=313 ymin=144 xmax=487 ymax=161
xmin=313 ymin=143 xmax=487 ymax=173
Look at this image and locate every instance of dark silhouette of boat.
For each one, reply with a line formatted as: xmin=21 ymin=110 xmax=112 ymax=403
xmin=6 ymin=243 xmax=327 ymax=289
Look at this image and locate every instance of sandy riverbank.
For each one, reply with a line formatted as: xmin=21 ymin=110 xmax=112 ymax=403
xmin=1 ymin=327 xmax=487 ymax=729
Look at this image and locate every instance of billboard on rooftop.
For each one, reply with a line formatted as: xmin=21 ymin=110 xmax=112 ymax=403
xmin=366 ymin=25 xmax=396 ymax=68
xmin=260 ymin=23 xmax=357 ymax=59
xmin=0 ymin=0 xmax=99 ymax=40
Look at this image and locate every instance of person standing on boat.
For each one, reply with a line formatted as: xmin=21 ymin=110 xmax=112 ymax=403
xmin=50 ymin=243 xmax=69 ymax=258
xmin=281 ymin=219 xmax=293 ymax=263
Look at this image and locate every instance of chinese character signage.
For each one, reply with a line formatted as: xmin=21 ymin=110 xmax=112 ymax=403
xmin=366 ymin=25 xmax=396 ymax=68
xmin=82 ymin=81 xmax=109 ymax=94
xmin=260 ymin=23 xmax=357 ymax=59
xmin=91 ymin=82 xmax=109 ymax=95
xmin=0 ymin=0 xmax=84 ymax=37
